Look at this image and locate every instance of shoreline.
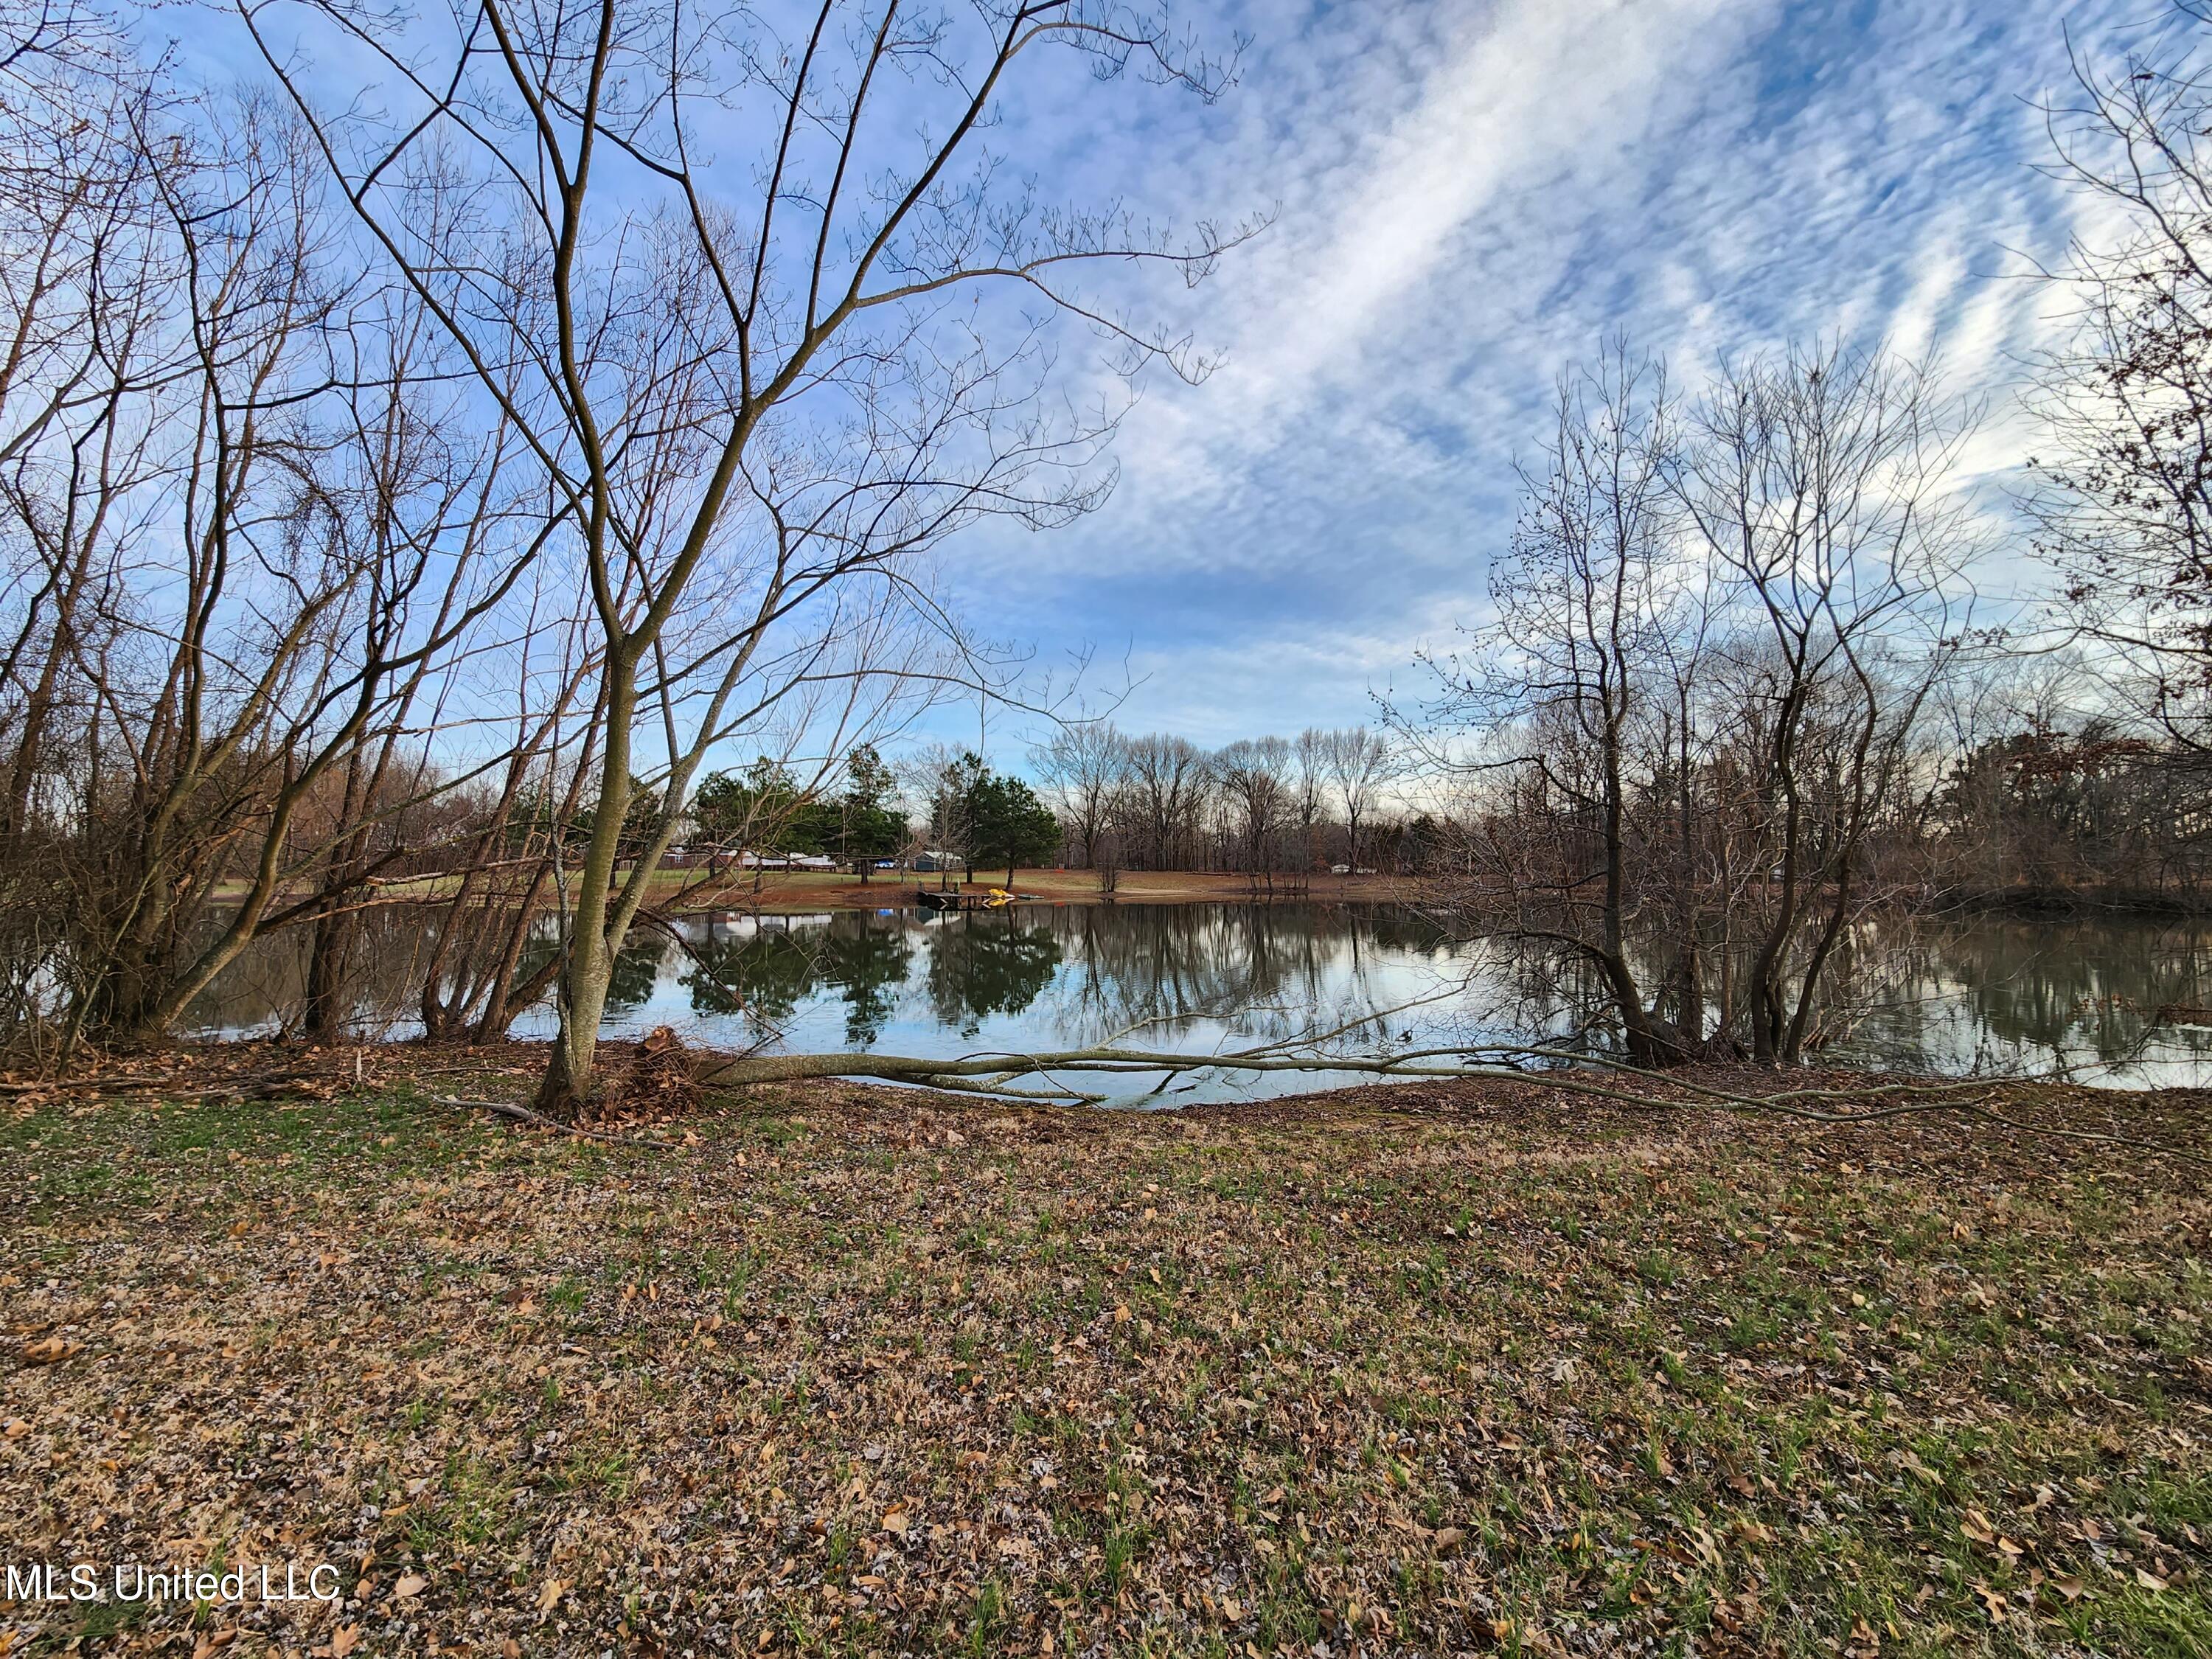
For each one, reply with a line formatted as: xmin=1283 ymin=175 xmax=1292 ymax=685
xmin=656 ymin=867 xmax=1431 ymax=914
xmin=209 ymin=869 xmax=2212 ymax=920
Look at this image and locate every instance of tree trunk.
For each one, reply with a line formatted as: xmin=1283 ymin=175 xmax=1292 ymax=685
xmin=303 ymin=906 xmax=356 ymax=1038
xmin=1672 ymin=704 xmax=1702 ymax=1046
xmin=306 ymin=745 xmax=383 ymax=1040
xmin=535 ymin=653 xmax=637 ymax=1116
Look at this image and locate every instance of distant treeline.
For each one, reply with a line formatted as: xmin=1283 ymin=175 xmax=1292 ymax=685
xmin=1026 ymin=726 xmax=1406 ymax=879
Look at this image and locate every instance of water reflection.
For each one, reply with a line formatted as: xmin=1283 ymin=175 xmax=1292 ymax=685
xmin=183 ymin=904 xmax=2212 ymax=1096
xmin=919 ymin=917 xmax=1062 ymax=1034
xmin=681 ymin=918 xmax=917 ymax=1044
xmin=1829 ymin=917 xmax=2212 ymax=1083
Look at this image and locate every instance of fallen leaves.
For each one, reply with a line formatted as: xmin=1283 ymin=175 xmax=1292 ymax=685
xmin=2 ymin=1060 xmax=2205 ymax=1657
xmin=1894 ymin=1448 xmax=1942 ymax=1484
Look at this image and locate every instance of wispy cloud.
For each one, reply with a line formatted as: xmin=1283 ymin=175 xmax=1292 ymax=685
xmin=973 ymin=0 xmax=2146 ymax=742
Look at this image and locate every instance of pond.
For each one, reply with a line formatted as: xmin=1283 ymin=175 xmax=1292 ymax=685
xmin=184 ymin=902 xmax=2212 ymax=1101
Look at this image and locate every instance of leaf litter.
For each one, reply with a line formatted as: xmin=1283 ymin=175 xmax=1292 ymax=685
xmin=0 ymin=1053 xmax=2207 ymax=1656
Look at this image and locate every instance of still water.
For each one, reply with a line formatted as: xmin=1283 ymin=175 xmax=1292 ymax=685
xmin=185 ymin=902 xmax=2212 ymax=1100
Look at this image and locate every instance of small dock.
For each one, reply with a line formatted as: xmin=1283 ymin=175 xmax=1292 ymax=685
xmin=913 ymin=887 xmax=1027 ymax=913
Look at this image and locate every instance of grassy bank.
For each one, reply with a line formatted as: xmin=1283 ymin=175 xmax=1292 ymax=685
xmin=2 ymin=1060 xmax=2208 ymax=1656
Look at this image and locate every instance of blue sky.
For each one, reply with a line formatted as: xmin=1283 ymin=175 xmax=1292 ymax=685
xmin=945 ymin=0 xmax=2153 ymax=750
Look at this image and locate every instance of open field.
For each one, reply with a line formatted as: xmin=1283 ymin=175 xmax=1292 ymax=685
xmin=650 ymin=868 xmax=1425 ymax=914
xmin=206 ymin=869 xmax=1429 ymax=918
xmin=2 ymin=1054 xmax=2208 ymax=1656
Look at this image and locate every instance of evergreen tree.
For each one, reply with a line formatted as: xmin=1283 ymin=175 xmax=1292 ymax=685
xmin=693 ymin=759 xmax=810 ymax=855
xmin=968 ymin=772 xmax=1060 ymax=886
xmin=835 ymin=745 xmax=906 ymax=882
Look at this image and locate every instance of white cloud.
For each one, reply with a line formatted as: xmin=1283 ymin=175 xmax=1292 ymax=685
xmin=952 ymin=0 xmax=2159 ymax=742
xmin=1110 ymin=0 xmax=1772 ymax=516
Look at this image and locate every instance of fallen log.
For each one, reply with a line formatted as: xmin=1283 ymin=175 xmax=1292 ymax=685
xmin=677 ymin=1040 xmax=2210 ymax=1166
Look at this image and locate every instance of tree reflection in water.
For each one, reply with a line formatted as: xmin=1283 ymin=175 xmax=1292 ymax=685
xmin=1836 ymin=919 xmax=2212 ymax=1081
xmin=180 ymin=905 xmax=2212 ymax=1091
xmin=1034 ymin=904 xmax=1455 ymax=1048
xmin=683 ymin=915 xmax=916 ymax=1045
xmin=921 ymin=914 xmax=1063 ymax=1036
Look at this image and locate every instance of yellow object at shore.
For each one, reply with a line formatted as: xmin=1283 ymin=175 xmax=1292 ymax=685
xmin=984 ymin=888 xmax=1015 ymax=907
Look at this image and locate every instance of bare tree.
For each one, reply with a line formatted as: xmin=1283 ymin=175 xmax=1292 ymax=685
xmin=1318 ymin=727 xmax=1394 ymax=871
xmin=1413 ymin=341 xmax=1975 ymax=1067
xmin=900 ymin=743 xmax=981 ymax=888
xmin=244 ymin=0 xmax=1253 ymax=1112
xmin=1290 ymin=728 xmax=1329 ymax=872
xmin=1032 ymin=720 xmax=1125 ymax=869
xmin=1420 ymin=348 xmax=1696 ymax=1064
xmin=1120 ymin=730 xmax=1210 ymax=871
xmin=2029 ymin=3 xmax=2212 ymax=756
xmin=1211 ymin=735 xmax=1290 ymax=874
xmin=1681 ymin=344 xmax=1978 ymax=1061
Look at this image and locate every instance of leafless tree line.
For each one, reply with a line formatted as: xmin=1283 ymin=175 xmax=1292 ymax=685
xmin=0 ymin=0 xmax=1251 ymax=1107
xmin=1030 ymin=723 xmax=1402 ymax=879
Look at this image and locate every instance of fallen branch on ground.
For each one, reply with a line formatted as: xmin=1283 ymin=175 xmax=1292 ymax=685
xmin=690 ymin=1043 xmax=2211 ymax=1166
